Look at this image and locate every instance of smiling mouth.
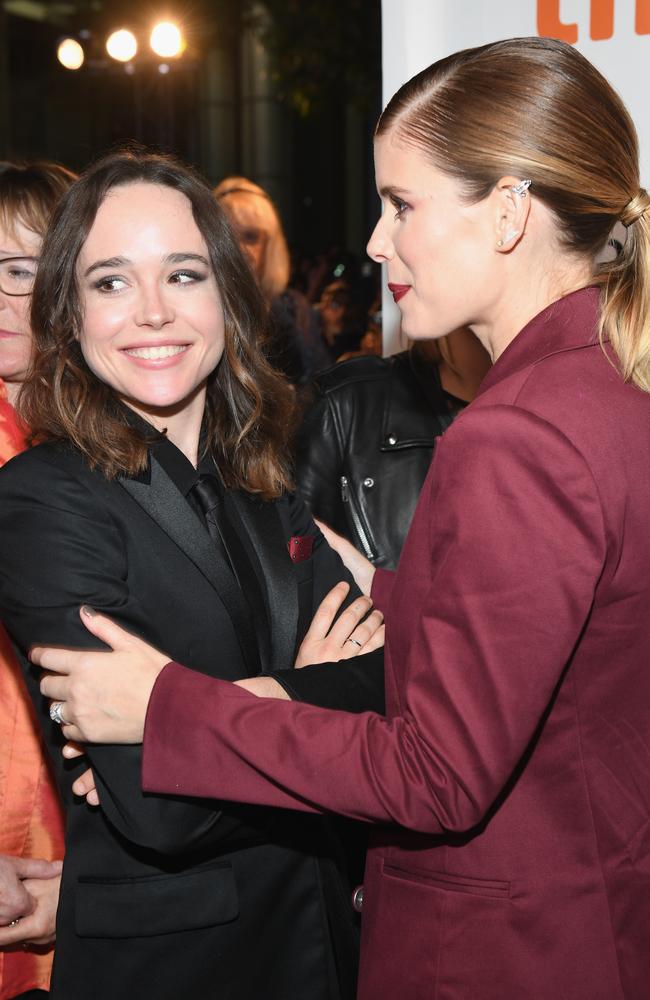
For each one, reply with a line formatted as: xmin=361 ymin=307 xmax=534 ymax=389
xmin=123 ymin=345 xmax=189 ymax=360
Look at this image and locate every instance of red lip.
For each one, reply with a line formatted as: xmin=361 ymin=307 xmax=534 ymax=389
xmin=387 ymin=283 xmax=411 ymax=304
xmin=0 ymin=329 xmax=20 ymax=338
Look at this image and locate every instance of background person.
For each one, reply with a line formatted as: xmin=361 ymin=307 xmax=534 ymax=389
xmin=0 ymin=161 xmax=75 ymax=1000
xmin=294 ymin=327 xmax=490 ymax=568
xmin=214 ymin=175 xmax=330 ymax=383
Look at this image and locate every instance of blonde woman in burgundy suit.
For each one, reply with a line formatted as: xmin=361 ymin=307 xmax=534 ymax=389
xmin=34 ymin=38 xmax=650 ymax=1000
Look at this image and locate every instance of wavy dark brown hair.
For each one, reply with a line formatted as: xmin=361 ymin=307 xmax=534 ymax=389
xmin=378 ymin=36 xmax=650 ymax=391
xmin=19 ymin=149 xmax=296 ymax=497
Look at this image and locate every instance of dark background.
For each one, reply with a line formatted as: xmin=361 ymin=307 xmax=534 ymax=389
xmin=0 ymin=0 xmax=383 ymax=262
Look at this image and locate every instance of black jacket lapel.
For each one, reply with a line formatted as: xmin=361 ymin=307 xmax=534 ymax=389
xmin=228 ymin=493 xmax=299 ymax=673
xmin=119 ymin=456 xmax=259 ymax=675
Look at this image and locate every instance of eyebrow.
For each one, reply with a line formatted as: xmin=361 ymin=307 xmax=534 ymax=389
xmin=83 ymin=251 xmax=211 ymax=278
xmin=378 ymin=185 xmax=410 ymax=199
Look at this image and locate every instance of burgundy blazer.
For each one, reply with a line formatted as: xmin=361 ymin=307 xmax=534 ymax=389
xmin=143 ymin=287 xmax=650 ymax=1000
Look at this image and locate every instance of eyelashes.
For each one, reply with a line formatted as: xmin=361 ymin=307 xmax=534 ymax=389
xmin=91 ymin=270 xmax=209 ymax=294
xmin=389 ymin=195 xmax=409 ymax=220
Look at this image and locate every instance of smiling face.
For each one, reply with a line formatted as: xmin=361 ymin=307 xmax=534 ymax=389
xmin=367 ymin=131 xmax=502 ymax=343
xmin=76 ymin=181 xmax=226 ymax=441
xmin=0 ymin=217 xmax=41 ymax=399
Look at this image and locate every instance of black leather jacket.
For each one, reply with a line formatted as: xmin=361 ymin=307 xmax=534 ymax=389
xmin=294 ymin=351 xmax=465 ymax=569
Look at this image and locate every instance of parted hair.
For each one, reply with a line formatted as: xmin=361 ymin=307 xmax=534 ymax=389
xmin=377 ymin=36 xmax=650 ymax=392
xmin=0 ymin=160 xmax=77 ymax=240
xmin=20 ymin=149 xmax=295 ymax=496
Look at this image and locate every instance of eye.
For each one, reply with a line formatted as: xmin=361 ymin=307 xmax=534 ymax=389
xmin=93 ymin=275 xmax=127 ymax=293
xmin=390 ymin=196 xmax=409 ymax=220
xmin=168 ymin=269 xmax=207 ymax=285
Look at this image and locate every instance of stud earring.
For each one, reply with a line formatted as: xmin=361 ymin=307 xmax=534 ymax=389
xmin=496 ymin=228 xmax=519 ymax=248
xmin=511 ymin=179 xmax=532 ymax=197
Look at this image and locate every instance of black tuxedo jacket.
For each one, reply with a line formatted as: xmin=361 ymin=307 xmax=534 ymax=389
xmin=0 ymin=438 xmax=382 ymax=1000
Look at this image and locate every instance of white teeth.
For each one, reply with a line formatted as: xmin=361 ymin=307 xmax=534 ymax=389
xmin=124 ymin=345 xmax=188 ymax=360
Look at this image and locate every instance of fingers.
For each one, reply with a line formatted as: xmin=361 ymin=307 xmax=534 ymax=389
xmin=30 ymin=606 xmax=134 ymax=674
xmin=339 ymin=609 xmax=385 ymax=658
xmin=303 ymin=582 xmax=351 ymax=641
xmin=72 ymin=768 xmax=99 ymax=806
xmin=325 ymin=594 xmax=376 ymax=648
xmin=62 ymin=741 xmax=85 ymax=760
xmin=11 ymin=856 xmax=60 ymax=881
xmin=40 ymin=674 xmax=70 ymax=701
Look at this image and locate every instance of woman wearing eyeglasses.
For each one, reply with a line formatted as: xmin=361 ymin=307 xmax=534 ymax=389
xmin=0 ymin=162 xmax=76 ymax=1000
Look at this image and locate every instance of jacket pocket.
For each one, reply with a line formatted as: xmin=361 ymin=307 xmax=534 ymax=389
xmin=383 ymin=861 xmax=510 ymax=899
xmin=75 ymin=861 xmax=238 ymax=937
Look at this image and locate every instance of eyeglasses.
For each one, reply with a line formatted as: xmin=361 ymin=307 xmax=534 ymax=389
xmin=0 ymin=256 xmax=39 ymax=297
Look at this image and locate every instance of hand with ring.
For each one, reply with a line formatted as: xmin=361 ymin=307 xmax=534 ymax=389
xmin=294 ymin=580 xmax=384 ymax=668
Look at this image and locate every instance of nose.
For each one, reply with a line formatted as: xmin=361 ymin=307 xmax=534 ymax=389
xmin=366 ymin=215 xmax=393 ymax=263
xmin=135 ymin=282 xmax=174 ymax=329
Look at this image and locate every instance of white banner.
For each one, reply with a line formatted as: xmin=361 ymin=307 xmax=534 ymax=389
xmin=380 ymin=0 xmax=650 ymax=351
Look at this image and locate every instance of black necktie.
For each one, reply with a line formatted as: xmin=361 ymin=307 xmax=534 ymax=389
xmin=192 ymin=475 xmax=235 ymax=571
xmin=191 ymin=474 xmax=271 ymax=672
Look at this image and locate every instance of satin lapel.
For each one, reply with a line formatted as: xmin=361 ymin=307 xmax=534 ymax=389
xmin=228 ymin=493 xmax=299 ymax=673
xmin=119 ymin=457 xmax=259 ymax=674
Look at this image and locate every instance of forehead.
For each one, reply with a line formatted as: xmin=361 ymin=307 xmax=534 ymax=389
xmin=374 ymin=130 xmax=447 ymax=193
xmin=80 ymin=182 xmax=205 ymax=258
xmin=0 ymin=215 xmax=42 ymax=256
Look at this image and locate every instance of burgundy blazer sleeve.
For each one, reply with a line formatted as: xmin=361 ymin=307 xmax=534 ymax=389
xmin=371 ymin=567 xmax=395 ymax=612
xmin=142 ymin=406 xmax=606 ymax=834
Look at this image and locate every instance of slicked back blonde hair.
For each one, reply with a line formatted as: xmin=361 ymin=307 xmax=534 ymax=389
xmin=377 ymin=36 xmax=650 ymax=392
xmin=214 ymin=176 xmax=290 ymax=301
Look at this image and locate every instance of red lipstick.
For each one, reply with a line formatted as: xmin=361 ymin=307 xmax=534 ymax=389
xmin=388 ymin=283 xmax=410 ymax=304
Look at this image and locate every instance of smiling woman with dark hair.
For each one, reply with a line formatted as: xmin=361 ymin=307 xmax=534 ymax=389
xmin=0 ymin=149 xmax=384 ymax=1000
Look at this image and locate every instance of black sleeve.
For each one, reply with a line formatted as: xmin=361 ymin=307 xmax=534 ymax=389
xmin=0 ymin=454 xmax=226 ymax=856
xmin=271 ymin=648 xmax=385 ymax=714
xmin=293 ymin=388 xmax=351 ymax=538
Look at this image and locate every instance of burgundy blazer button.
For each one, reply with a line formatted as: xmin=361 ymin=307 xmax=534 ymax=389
xmin=352 ymin=885 xmax=364 ymax=912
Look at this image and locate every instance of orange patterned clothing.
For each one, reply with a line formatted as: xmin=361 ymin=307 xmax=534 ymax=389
xmin=0 ymin=380 xmax=65 ymax=998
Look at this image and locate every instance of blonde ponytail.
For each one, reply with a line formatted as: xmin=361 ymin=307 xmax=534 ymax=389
xmin=598 ymin=191 xmax=650 ymax=392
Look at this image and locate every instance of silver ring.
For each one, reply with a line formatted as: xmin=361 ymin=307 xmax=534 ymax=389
xmin=9 ymin=918 xmax=20 ymax=927
xmin=49 ymin=701 xmax=68 ymax=726
xmin=346 ymin=638 xmax=363 ymax=648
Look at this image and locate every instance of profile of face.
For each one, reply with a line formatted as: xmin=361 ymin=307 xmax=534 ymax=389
xmin=0 ymin=218 xmax=41 ymax=394
xmin=367 ymin=131 xmax=503 ymax=343
xmin=76 ymin=181 xmax=226 ymax=430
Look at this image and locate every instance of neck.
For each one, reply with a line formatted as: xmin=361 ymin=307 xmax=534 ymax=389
xmin=3 ymin=379 xmax=21 ymax=407
xmin=475 ymin=260 xmax=594 ymax=363
xmin=124 ymin=385 xmax=207 ymax=467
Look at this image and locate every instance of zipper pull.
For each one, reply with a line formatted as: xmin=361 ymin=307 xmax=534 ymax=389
xmin=340 ymin=475 xmax=349 ymax=502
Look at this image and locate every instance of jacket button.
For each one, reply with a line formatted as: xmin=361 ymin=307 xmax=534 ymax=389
xmin=363 ymin=478 xmax=374 ymax=488
xmin=352 ymin=885 xmax=364 ymax=912
xmin=385 ymin=434 xmax=397 ymax=446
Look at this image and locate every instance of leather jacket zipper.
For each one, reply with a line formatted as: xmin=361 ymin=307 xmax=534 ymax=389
xmin=340 ymin=476 xmax=376 ymax=561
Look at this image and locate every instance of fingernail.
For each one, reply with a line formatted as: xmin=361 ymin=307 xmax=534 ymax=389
xmin=81 ymin=605 xmax=97 ymax=618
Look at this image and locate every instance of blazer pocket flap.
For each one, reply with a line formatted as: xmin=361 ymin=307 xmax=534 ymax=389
xmin=75 ymin=862 xmax=238 ymax=938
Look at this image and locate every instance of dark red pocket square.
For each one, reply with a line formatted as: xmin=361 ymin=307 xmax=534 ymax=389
xmin=287 ymin=535 xmax=314 ymax=563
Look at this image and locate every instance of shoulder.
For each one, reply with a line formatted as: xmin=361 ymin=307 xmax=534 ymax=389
xmin=0 ymin=440 xmax=121 ymax=513
xmin=311 ymin=354 xmax=398 ymax=396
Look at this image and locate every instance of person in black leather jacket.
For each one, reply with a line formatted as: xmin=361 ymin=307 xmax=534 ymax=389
xmin=294 ymin=328 xmax=490 ymax=569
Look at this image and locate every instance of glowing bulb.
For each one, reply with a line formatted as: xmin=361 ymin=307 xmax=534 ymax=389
xmin=57 ymin=38 xmax=84 ymax=70
xmin=106 ymin=29 xmax=138 ymax=63
xmin=150 ymin=21 xmax=184 ymax=58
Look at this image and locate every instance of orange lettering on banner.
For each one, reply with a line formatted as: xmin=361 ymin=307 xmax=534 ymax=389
xmin=591 ymin=0 xmax=614 ymax=38
xmin=637 ymin=0 xmax=650 ymax=34
xmin=537 ymin=0 xmax=578 ymax=42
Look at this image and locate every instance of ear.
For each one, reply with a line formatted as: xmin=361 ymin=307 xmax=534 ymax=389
xmin=494 ymin=176 xmax=532 ymax=253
